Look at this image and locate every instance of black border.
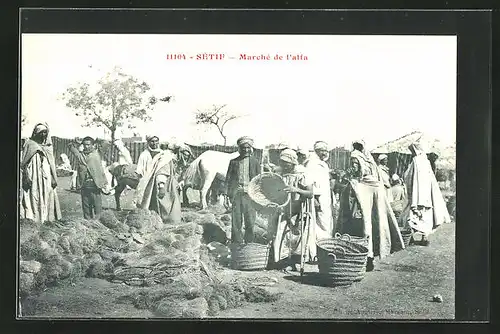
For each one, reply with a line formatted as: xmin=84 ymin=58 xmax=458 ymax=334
xmin=1 ymin=6 xmax=492 ymax=334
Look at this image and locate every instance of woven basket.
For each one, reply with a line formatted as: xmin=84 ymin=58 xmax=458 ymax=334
xmin=248 ymin=172 xmax=290 ymax=213
xmin=316 ymin=239 xmax=369 ymax=286
xmin=334 ymin=232 xmax=369 ymax=249
xmin=401 ymin=229 xmax=413 ymax=247
xmin=230 ymin=242 xmax=271 ymax=271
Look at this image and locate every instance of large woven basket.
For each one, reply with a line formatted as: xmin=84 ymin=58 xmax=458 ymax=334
xmin=230 ymin=242 xmax=271 ymax=271
xmin=316 ymin=239 xmax=369 ymax=286
xmin=248 ymin=172 xmax=290 ymax=213
xmin=334 ymin=232 xmax=369 ymax=249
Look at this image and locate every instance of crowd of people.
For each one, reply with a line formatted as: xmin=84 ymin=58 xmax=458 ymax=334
xmin=20 ymin=123 xmax=452 ymax=273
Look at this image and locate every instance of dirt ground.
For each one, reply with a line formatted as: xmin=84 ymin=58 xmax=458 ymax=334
xmin=23 ymin=176 xmax=455 ymax=319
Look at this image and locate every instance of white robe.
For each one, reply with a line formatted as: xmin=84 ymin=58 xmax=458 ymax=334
xmin=136 ymin=149 xmax=161 ymax=177
xmin=305 ymin=154 xmax=333 ymax=240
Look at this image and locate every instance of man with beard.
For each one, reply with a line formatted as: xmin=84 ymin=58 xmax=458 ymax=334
xmin=20 ymin=123 xmax=61 ymax=222
xmin=304 ymin=141 xmax=333 ymax=240
xmin=136 ymin=135 xmax=162 ymax=178
xmin=225 ymin=136 xmax=261 ymax=244
xmin=68 ymin=136 xmax=110 ymax=219
xmin=133 ymin=147 xmax=182 ymax=224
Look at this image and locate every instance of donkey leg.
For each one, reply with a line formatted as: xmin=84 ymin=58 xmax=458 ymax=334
xmin=114 ymin=184 xmax=125 ymax=211
xmin=182 ymin=185 xmax=190 ymax=207
xmin=200 ymin=174 xmax=215 ymax=210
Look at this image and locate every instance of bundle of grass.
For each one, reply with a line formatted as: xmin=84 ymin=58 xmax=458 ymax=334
xmin=125 ymin=209 xmax=163 ymax=233
xmin=182 ymin=211 xmax=201 ymax=223
xmin=118 ymin=270 xmax=210 ymax=309
xmin=155 ymin=296 xmax=209 ymax=318
xmin=19 ymin=272 xmax=35 ymax=299
xmin=205 ymin=283 xmax=246 ymax=316
xmin=109 ymin=223 xmax=203 ymax=285
xmin=99 ymin=210 xmax=130 ymax=233
xmin=20 ymin=260 xmax=42 ymax=274
xmin=244 ymin=286 xmax=282 ymax=303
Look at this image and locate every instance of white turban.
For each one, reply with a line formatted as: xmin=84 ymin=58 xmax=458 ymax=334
xmin=237 ymin=136 xmax=254 ymax=147
xmin=146 ymin=135 xmax=159 ymax=142
xmin=280 ymin=149 xmax=298 ymax=165
xmin=378 ymin=154 xmax=388 ymax=162
xmin=314 ymin=141 xmax=328 ymax=151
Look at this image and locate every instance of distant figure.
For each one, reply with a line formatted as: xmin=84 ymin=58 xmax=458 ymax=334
xmin=295 ymin=147 xmax=308 ymax=173
xmin=390 ymin=174 xmax=406 ymax=202
xmin=114 ymin=138 xmax=133 ymax=166
xmin=20 ymin=123 xmax=61 ymax=223
xmin=225 ymin=136 xmax=261 ymax=244
xmin=377 ymin=154 xmax=392 ymax=202
xmin=399 ymin=143 xmax=451 ymax=246
xmin=68 ymin=137 xmax=110 ymax=219
xmin=57 ymin=153 xmax=78 ymax=190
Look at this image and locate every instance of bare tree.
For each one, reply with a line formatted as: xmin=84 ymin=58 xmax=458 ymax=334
xmin=194 ymin=104 xmax=242 ymax=145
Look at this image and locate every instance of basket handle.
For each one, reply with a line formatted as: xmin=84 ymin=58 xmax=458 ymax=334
xmin=327 ymin=253 xmax=337 ymax=262
xmin=334 ymin=232 xmax=342 ymax=239
xmin=340 ymin=234 xmax=352 ymax=241
xmin=333 ymin=246 xmax=346 ymax=256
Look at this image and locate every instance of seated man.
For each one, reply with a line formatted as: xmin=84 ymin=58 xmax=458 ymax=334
xmin=266 ymin=149 xmax=314 ymax=271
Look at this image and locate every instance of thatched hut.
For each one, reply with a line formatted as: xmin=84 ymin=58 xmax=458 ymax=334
xmin=371 ymin=131 xmax=456 ymax=182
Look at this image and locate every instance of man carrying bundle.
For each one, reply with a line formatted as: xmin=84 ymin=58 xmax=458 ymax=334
xmin=225 ymin=136 xmax=261 ymax=244
xmin=266 ymin=149 xmax=314 ymax=271
xmin=68 ymin=137 xmax=111 ymax=219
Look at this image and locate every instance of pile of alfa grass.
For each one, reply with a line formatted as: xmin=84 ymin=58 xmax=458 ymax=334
xmin=19 ymin=209 xmax=202 ymax=301
xmin=20 ymin=206 xmax=282 ymax=318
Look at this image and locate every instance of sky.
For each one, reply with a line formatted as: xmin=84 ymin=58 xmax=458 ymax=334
xmin=21 ymin=34 xmax=457 ymax=151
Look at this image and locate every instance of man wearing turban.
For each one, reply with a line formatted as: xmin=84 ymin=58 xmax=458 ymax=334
xmin=135 ymin=135 xmax=161 ymax=178
xmin=267 ymin=149 xmax=314 ymax=270
xmin=20 ymin=123 xmax=61 ymax=222
xmin=68 ymin=136 xmax=111 ymax=219
xmin=377 ymin=154 xmax=392 ymax=202
xmin=304 ymin=141 xmax=334 ymax=241
xmin=225 ymin=136 xmax=261 ymax=244
xmin=390 ymin=174 xmax=406 ymax=202
xmin=338 ymin=140 xmax=404 ymax=271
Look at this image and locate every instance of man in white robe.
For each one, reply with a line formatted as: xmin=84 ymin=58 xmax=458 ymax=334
xmin=304 ymin=141 xmax=333 ymax=240
xmin=136 ymin=135 xmax=162 ymax=178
